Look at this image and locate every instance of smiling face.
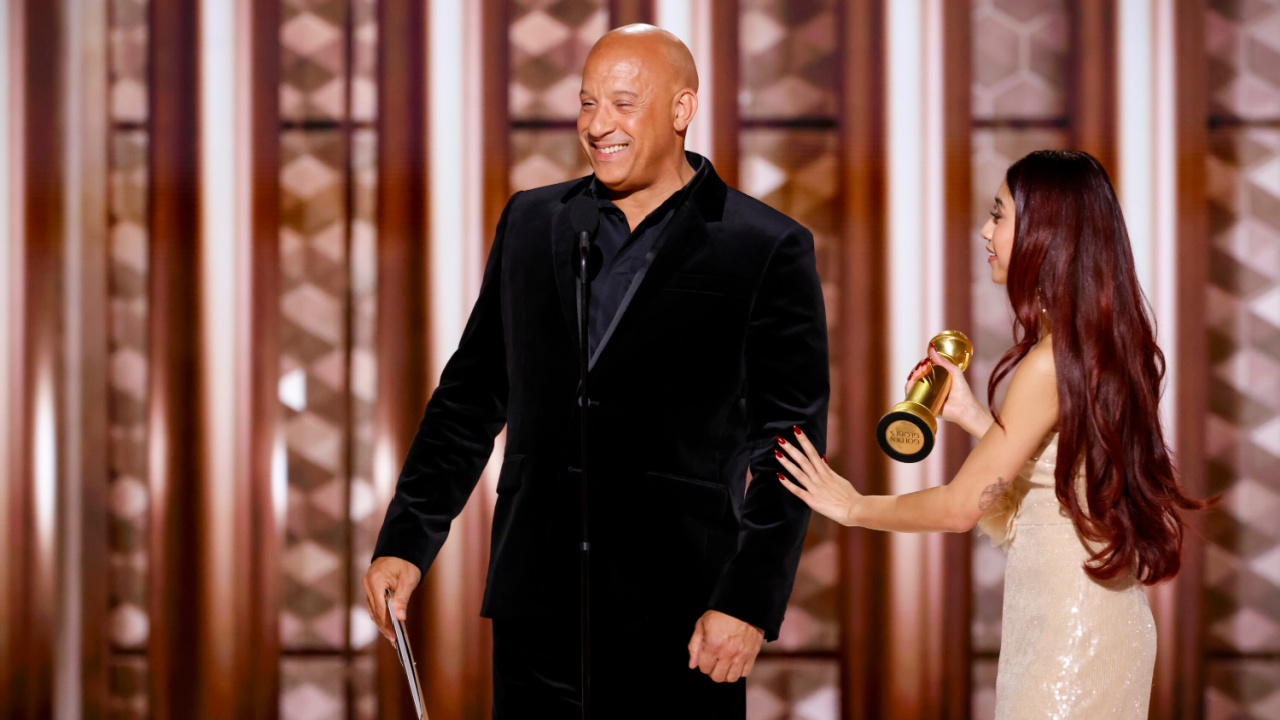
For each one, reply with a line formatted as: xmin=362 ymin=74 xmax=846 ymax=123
xmin=980 ymin=181 xmax=1017 ymax=284
xmin=577 ymin=28 xmax=697 ymax=197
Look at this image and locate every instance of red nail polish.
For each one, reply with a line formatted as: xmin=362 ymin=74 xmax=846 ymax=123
xmin=776 ymin=436 xmax=787 ymax=446
xmin=821 ymin=455 xmax=827 ymax=463
xmin=793 ymin=425 xmax=804 ymax=436
xmin=775 ymin=449 xmax=784 ymax=460
xmin=776 ymin=472 xmax=786 ymax=481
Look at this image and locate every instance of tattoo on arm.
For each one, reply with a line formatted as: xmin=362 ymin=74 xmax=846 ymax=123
xmin=978 ymin=477 xmax=1009 ymax=511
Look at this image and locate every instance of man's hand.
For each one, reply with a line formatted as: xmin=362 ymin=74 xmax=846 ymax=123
xmin=687 ymin=610 xmax=765 ymax=683
xmin=362 ymin=556 xmax=422 ymax=645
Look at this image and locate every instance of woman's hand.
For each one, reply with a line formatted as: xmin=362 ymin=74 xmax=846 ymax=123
xmin=775 ymin=426 xmax=861 ymax=527
xmin=905 ymin=344 xmax=993 ymax=439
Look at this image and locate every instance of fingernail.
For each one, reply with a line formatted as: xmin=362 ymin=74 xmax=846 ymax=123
xmin=821 ymin=455 xmax=827 ymax=463
xmin=776 ymin=472 xmax=786 ymax=481
xmin=775 ymin=449 xmax=784 ymax=460
xmin=776 ymin=436 xmax=787 ymax=446
xmin=793 ymin=425 xmax=804 ymax=436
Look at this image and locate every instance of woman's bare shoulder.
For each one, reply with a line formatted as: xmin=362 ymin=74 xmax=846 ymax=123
xmin=1005 ymin=337 xmax=1058 ymax=411
xmin=1019 ymin=336 xmax=1057 ymax=378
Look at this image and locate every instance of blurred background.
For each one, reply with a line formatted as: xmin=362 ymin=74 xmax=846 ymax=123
xmin=2 ymin=0 xmax=1277 ymax=718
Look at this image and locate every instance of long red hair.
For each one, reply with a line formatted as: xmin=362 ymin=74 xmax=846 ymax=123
xmin=987 ymin=150 xmax=1205 ymax=585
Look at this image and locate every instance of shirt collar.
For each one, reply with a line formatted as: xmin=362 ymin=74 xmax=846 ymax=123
xmin=588 ymin=152 xmax=707 ymax=212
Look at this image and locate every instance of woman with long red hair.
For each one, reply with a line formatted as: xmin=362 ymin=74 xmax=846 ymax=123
xmin=776 ymin=150 xmax=1204 ymax=718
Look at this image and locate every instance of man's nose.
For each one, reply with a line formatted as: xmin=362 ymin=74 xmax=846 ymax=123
xmin=587 ymin=106 xmax=615 ymax=139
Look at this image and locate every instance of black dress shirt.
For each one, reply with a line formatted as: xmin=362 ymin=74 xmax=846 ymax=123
xmin=585 ymin=156 xmax=707 ymax=356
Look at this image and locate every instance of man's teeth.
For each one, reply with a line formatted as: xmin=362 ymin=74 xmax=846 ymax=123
xmin=598 ymin=144 xmax=627 ymax=155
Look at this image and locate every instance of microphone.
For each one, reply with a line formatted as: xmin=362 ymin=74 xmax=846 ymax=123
xmin=568 ymin=195 xmax=600 ymax=239
xmin=568 ymin=195 xmax=602 ymax=280
xmin=567 ymin=192 xmax=598 ymax=719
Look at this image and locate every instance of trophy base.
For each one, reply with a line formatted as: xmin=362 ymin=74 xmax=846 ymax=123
xmin=876 ymin=403 xmax=936 ymax=463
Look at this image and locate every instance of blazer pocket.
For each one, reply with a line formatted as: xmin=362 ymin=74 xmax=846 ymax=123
xmin=496 ymin=455 xmax=525 ymax=495
xmin=663 ymin=273 xmax=741 ymax=297
xmin=644 ymin=471 xmax=730 ymax=524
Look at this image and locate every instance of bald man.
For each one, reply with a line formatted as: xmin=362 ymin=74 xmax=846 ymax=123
xmin=364 ymin=25 xmax=829 ymax=718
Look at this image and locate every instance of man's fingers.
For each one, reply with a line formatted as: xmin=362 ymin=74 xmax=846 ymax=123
xmin=391 ymin=582 xmax=411 ymax=622
xmin=724 ymin=654 xmax=748 ymax=684
xmin=742 ymin=654 xmax=757 ymax=678
xmin=696 ymin=634 xmax=721 ymax=676
xmin=687 ymin=624 xmax=704 ymax=669
xmin=698 ymin=650 xmax=718 ymax=677
xmin=362 ymin=558 xmax=421 ymax=646
xmin=364 ymin=575 xmax=386 ymax=628
xmin=363 ymin=575 xmax=397 ymax=645
xmin=710 ymin=656 xmax=733 ymax=684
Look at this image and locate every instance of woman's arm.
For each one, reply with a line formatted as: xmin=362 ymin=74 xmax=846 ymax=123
xmin=778 ymin=341 xmax=1059 ymax=533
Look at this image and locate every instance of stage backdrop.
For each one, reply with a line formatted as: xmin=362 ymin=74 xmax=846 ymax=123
xmin=2 ymin=1 xmax=1277 ymax=719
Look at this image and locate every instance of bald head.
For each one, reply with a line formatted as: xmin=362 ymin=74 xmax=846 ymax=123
xmin=587 ymin=24 xmax=698 ymax=93
xmin=577 ymin=24 xmax=700 ymax=199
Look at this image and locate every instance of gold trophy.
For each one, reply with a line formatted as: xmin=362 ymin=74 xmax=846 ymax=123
xmin=877 ymin=330 xmax=974 ymax=463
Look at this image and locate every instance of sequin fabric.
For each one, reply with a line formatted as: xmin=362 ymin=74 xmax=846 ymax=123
xmin=978 ymin=432 xmax=1156 ymax=719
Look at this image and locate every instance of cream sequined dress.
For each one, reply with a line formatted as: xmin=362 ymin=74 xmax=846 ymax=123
xmin=977 ymin=432 xmax=1156 ymax=719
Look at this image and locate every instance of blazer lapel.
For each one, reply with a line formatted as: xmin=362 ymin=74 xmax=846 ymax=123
xmin=586 ymin=199 xmax=716 ymax=368
xmin=557 ymin=156 xmax=728 ymax=372
xmin=551 ymin=186 xmax=589 ymax=357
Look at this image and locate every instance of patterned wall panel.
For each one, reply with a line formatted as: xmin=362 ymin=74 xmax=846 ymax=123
xmin=108 ymin=0 xmax=151 ymax=715
xmin=971 ymin=659 xmax=998 ymax=720
xmin=969 ymin=1 xmax=1072 ymax=714
xmin=351 ymin=0 xmax=379 ymax=123
xmin=281 ymin=0 xmax=349 ymax=123
xmin=1206 ymin=660 xmax=1280 ymax=719
xmin=279 ymin=1 xmax=379 ymax=715
xmin=511 ymin=129 xmax=592 ymax=191
xmin=1206 ymin=0 xmax=1280 ymax=122
xmin=747 ymin=659 xmax=840 ymax=720
xmin=107 ymin=128 xmax=152 ymax=654
xmin=1203 ymin=127 xmax=1280 ymax=719
xmin=510 ymin=0 xmax=608 ymax=121
xmin=280 ymin=128 xmax=352 ymax=652
xmin=109 ymin=0 xmax=148 ymax=123
xmin=108 ymin=656 xmax=149 ymax=720
xmin=971 ymin=0 xmax=1067 ymax=121
xmin=348 ymin=127 xmax=381 ymax=662
xmin=281 ymin=658 xmax=348 ymax=720
xmin=739 ymin=0 xmax=839 ymax=121
xmin=1203 ymin=3 xmax=1280 ymax=716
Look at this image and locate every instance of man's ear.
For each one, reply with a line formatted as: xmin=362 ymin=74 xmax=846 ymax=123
xmin=673 ymin=89 xmax=698 ymax=133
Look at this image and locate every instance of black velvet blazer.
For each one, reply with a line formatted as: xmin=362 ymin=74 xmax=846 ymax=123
xmin=373 ymin=155 xmax=830 ymax=640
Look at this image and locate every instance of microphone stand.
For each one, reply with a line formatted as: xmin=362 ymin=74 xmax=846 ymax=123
xmin=577 ymin=229 xmax=592 ymax=720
